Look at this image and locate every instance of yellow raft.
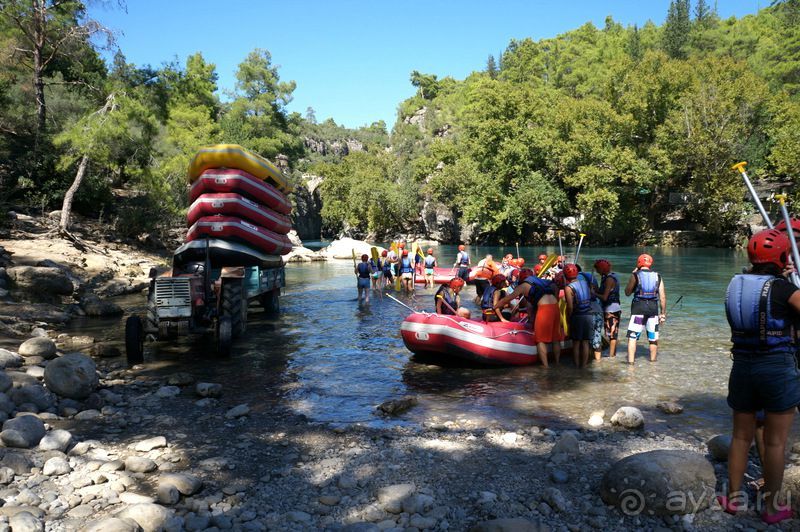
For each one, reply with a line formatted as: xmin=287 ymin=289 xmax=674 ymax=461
xmin=187 ymin=144 xmax=291 ymax=194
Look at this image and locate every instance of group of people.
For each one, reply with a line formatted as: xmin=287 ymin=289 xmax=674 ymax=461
xmin=355 ymin=243 xmax=442 ymax=303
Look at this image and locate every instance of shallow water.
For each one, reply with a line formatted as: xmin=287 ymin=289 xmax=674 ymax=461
xmin=49 ymin=245 xmax=788 ymax=440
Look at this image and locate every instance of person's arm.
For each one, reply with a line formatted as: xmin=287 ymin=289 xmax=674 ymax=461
xmin=624 ymin=271 xmax=638 ymax=296
xmin=787 ymin=290 xmax=800 ymax=314
xmin=565 ymin=287 xmax=574 ymax=317
xmin=658 ymin=279 xmax=667 ymax=321
xmin=495 ymin=284 xmax=527 ymax=309
xmin=493 ymin=289 xmax=508 ymax=322
xmin=435 ymin=292 xmax=444 ymax=313
xmin=598 ymin=277 xmax=613 ymax=303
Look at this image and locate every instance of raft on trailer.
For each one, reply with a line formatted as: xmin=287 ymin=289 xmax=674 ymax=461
xmin=187 ymin=193 xmax=292 ymax=234
xmin=400 ymin=312 xmax=571 ymax=366
xmin=188 ymin=144 xmax=291 ymax=194
xmin=186 ymin=216 xmax=293 ymax=256
xmin=189 ymin=168 xmax=292 ymax=215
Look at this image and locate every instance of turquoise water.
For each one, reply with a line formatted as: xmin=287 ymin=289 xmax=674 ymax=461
xmin=56 ymin=245 xmax=774 ymax=439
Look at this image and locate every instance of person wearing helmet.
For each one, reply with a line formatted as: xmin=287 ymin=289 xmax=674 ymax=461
xmin=380 ymin=250 xmax=393 ymax=289
xmin=474 ymin=254 xmax=498 ymax=300
xmin=398 ymin=249 xmax=415 ymax=293
xmin=481 ymin=274 xmax=509 ymax=322
xmin=538 ymin=254 xmax=547 ymax=265
xmin=594 ymin=259 xmax=621 ymax=358
xmin=453 ymin=244 xmax=471 ymax=282
xmin=564 ymin=264 xmax=592 ymax=368
xmin=576 ymin=264 xmax=604 ymax=362
xmin=624 ymin=253 xmax=667 ymax=364
xmin=436 ymin=277 xmax=467 ymax=316
xmin=368 ymin=252 xmax=383 ymax=290
xmin=355 ymin=254 xmax=372 ymax=303
xmin=424 ymin=248 xmax=438 ymax=288
xmin=720 ymin=229 xmax=800 ymax=524
xmin=494 ymin=267 xmax=562 ymax=367
xmin=387 ymin=245 xmax=400 ymax=280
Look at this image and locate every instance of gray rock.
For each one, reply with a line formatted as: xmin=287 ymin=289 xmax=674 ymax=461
xmin=24 ymin=366 xmax=44 ymax=379
xmin=159 ymin=473 xmax=202 ymax=495
xmin=286 ymin=510 xmax=311 ymax=523
xmin=0 ymin=506 xmax=44 ymax=519
xmin=550 ymin=469 xmax=569 ymax=484
xmin=610 ymin=406 xmax=644 ymax=429
xmin=542 ymin=487 xmax=568 ymax=513
xmin=470 ymin=518 xmax=545 ymax=532
xmin=116 ymin=503 xmax=170 ymax=532
xmin=134 ymin=436 xmax=167 ymax=452
xmin=377 ymin=483 xmax=416 ymax=513
xmin=340 ymin=524 xmax=379 ymax=532
xmin=39 ymin=429 xmax=73 ymax=452
xmin=185 ymin=514 xmax=210 ymax=531
xmin=80 ymin=294 xmax=123 ymax=317
xmin=8 ymin=511 xmax=43 ymax=532
xmin=707 ymin=434 xmax=732 ymax=462
xmin=225 ymin=404 xmax=250 ymax=419
xmin=17 ymin=338 xmax=56 ymax=359
xmin=319 ymin=495 xmax=341 ymax=506
xmin=43 ymin=352 xmax=98 ymax=399
xmin=1 ymin=414 xmax=45 ymax=448
xmin=0 ymin=392 xmax=15 ymax=414
xmin=167 ymin=373 xmax=194 ymax=386
xmin=156 ymin=483 xmax=179 ymax=505
xmin=125 ymin=456 xmax=158 ymax=473
xmin=195 ymin=382 xmax=222 ymax=398
xmin=657 ymin=401 xmax=684 ymax=415
xmin=1 ymin=453 xmax=31 ymax=475
xmin=600 ymin=450 xmax=715 ymax=516
xmin=10 ymin=384 xmax=55 ymax=410
xmin=210 ymin=514 xmax=233 ymax=529
xmin=42 ymin=456 xmax=71 ymax=476
xmin=0 ymin=466 xmax=15 ymax=484
xmin=409 ymin=515 xmax=436 ymax=529
xmin=377 ymin=396 xmax=418 ymax=415
xmin=74 ymin=409 xmax=101 ymax=420
xmin=0 ymin=349 xmax=23 ymax=369
xmin=550 ymin=433 xmax=580 ymax=458
xmin=402 ymin=493 xmax=435 ymax=514
xmin=93 ymin=344 xmax=122 ymax=358
xmin=155 ymin=386 xmax=179 ymax=399
xmin=119 ymin=493 xmax=156 ymax=505
xmin=80 ymin=517 xmax=142 ymax=532
xmin=7 ymin=266 xmax=73 ymax=297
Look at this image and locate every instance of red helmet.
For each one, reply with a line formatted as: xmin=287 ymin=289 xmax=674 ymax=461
xmin=449 ymin=277 xmax=465 ymax=289
xmin=491 ymin=273 xmax=507 ymax=288
xmin=458 ymin=244 xmax=465 ymax=251
xmin=509 ymin=268 xmax=520 ymax=279
xmin=533 ymin=264 xmax=543 ymax=275
xmin=402 ymin=249 xmax=409 ymax=256
xmin=553 ymin=271 xmax=566 ymax=289
xmin=538 ymin=254 xmax=547 ymax=262
xmin=776 ymin=218 xmax=800 ymax=240
xmin=518 ymin=268 xmax=534 ymax=281
xmin=381 ymin=250 xmax=388 ymax=257
xmin=427 ymin=248 xmax=433 ymax=254
xmin=748 ymin=229 xmax=790 ymax=267
xmin=637 ymin=254 xmax=653 ymax=268
xmin=563 ymin=263 xmax=579 ymax=280
xmin=361 ymin=254 xmax=368 ymax=261
xmin=594 ymin=259 xmax=611 ymax=275
xmin=517 ymin=258 xmax=525 ymax=267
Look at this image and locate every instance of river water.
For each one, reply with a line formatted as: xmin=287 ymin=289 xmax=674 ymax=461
xmin=52 ymin=245 xmax=773 ymax=441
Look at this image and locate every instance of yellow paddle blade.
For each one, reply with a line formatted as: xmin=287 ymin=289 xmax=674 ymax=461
xmin=559 ymin=298 xmax=569 ymax=336
xmin=390 ymin=242 xmax=398 ymax=253
xmin=371 ymin=247 xmax=379 ymax=262
xmin=538 ymin=253 xmax=559 ymax=277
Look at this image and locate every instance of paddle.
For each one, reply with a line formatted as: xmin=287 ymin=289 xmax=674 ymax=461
xmin=436 ymin=294 xmax=458 ymax=315
xmin=574 ymin=233 xmax=587 ymax=264
xmin=351 ymin=248 xmax=357 ymax=271
xmin=508 ymin=253 xmax=559 ymax=315
xmin=732 ymin=162 xmax=774 ymax=229
xmin=515 ymin=242 xmax=520 ymax=259
xmin=557 ymin=231 xmax=564 ymax=258
xmin=387 ymin=293 xmax=418 ymax=313
xmin=775 ymin=194 xmax=800 ymax=287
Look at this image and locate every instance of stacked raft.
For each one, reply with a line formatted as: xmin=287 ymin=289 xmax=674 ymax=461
xmin=174 ymin=144 xmax=293 ymax=268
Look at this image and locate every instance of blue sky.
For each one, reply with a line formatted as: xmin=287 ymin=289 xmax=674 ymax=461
xmin=91 ymin=1 xmax=763 ymax=129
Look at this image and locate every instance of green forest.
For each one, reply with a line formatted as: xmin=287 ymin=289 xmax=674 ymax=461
xmin=1 ymin=0 xmax=799 ymax=245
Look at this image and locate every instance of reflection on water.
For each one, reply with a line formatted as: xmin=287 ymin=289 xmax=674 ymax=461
xmin=50 ymin=246 xmax=785 ymax=439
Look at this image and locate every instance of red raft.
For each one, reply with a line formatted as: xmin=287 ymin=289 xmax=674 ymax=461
xmin=187 ymin=193 xmax=291 ymax=234
xmin=186 ymin=216 xmax=293 ymax=256
xmin=414 ymin=267 xmax=457 ymax=285
xmin=189 ymin=168 xmax=292 ymax=215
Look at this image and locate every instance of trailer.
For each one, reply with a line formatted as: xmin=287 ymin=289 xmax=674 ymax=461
xmin=124 ymin=256 xmax=284 ymax=363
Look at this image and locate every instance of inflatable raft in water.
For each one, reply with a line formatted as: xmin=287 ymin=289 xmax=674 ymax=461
xmin=413 ymin=267 xmax=457 ymax=285
xmin=400 ymin=312 xmax=570 ymax=366
xmin=186 ymin=216 xmax=293 ymax=256
xmin=189 ymin=168 xmax=292 ymax=215
xmin=187 ymin=193 xmax=291 ymax=234
xmin=188 ymin=144 xmax=291 ymax=194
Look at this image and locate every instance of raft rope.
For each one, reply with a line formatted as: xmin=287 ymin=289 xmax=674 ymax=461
xmin=410 ymin=312 xmax=536 ymax=340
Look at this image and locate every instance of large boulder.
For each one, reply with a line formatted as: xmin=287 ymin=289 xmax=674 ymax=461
xmin=10 ymin=384 xmax=56 ymax=411
xmin=707 ymin=434 xmax=732 ymax=462
xmin=1 ymin=414 xmax=46 ymax=448
xmin=600 ymin=450 xmax=715 ymax=516
xmin=17 ymin=338 xmax=57 ymax=359
xmin=116 ymin=503 xmax=170 ymax=532
xmin=320 ymin=238 xmax=385 ymax=260
xmin=610 ymin=407 xmax=644 ymax=429
xmin=421 ymin=199 xmax=457 ymax=243
xmin=44 ymin=353 xmax=98 ymax=399
xmin=7 ymin=266 xmax=73 ymax=298
xmin=0 ymin=349 xmax=23 ymax=369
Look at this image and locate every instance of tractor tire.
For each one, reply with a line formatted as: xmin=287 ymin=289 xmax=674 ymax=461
xmin=221 ymin=280 xmax=245 ymax=337
xmin=216 ymin=316 xmax=232 ymax=357
xmin=125 ymin=315 xmax=144 ymax=365
xmin=260 ymin=289 xmax=280 ymax=314
xmin=146 ymin=289 xmax=157 ymax=333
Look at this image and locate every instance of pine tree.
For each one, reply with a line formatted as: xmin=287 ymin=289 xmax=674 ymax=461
xmin=695 ymin=0 xmax=712 ymax=23
xmin=486 ymin=55 xmax=498 ymax=79
xmin=663 ymin=0 xmax=691 ymax=59
xmin=627 ymin=24 xmax=643 ymax=61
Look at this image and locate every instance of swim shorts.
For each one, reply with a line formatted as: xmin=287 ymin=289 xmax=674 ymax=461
xmin=425 ymin=268 xmax=434 ymax=275
xmin=534 ymin=303 xmax=562 ymax=343
xmin=591 ymin=312 xmax=603 ymax=350
xmin=401 ymin=272 xmax=413 ymax=280
xmin=727 ymin=353 xmax=800 ymax=412
xmin=357 ymin=277 xmax=370 ymax=289
xmin=604 ymin=311 xmax=621 ymax=340
xmin=627 ymin=315 xmax=659 ymax=342
xmin=569 ymin=313 xmax=594 ymax=341
xmin=371 ymin=272 xmax=382 ymax=279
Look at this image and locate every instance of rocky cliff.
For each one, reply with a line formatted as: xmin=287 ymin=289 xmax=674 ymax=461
xmin=292 ymin=174 xmax=324 ymax=242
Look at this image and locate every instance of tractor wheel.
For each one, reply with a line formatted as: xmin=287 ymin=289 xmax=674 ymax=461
xmin=221 ymin=280 xmax=246 ymax=337
xmin=146 ymin=289 xmax=157 ymax=332
xmin=125 ymin=315 xmax=144 ymax=365
xmin=216 ymin=316 xmax=232 ymax=357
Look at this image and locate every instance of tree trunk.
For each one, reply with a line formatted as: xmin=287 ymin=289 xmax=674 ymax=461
xmin=59 ymin=154 xmax=89 ymax=232
xmin=32 ymin=0 xmax=46 ymax=168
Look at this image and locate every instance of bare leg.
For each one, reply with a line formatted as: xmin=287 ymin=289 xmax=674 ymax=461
xmin=762 ymin=409 xmax=795 ymax=515
xmin=627 ymin=338 xmax=637 ymax=364
xmin=581 ymin=341 xmax=590 ymax=368
xmin=593 ymin=349 xmax=601 ymax=361
xmin=573 ymin=342 xmax=580 ymax=367
xmin=537 ymin=342 xmax=549 ymax=368
xmin=609 ymin=339 xmax=617 ymax=358
xmin=728 ymin=411 xmax=756 ymax=505
xmin=553 ymin=342 xmax=561 ymax=364
xmin=649 ymin=342 xmax=658 ymax=362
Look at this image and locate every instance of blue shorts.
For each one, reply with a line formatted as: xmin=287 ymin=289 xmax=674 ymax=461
xmin=357 ymin=277 xmax=370 ymax=289
xmin=727 ymin=353 xmax=800 ymax=412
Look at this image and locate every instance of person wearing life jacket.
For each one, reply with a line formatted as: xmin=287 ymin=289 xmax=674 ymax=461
xmin=473 ymin=254 xmax=498 ymax=300
xmin=494 ymin=268 xmax=562 ymax=367
xmin=436 ymin=277 xmax=465 ymax=316
xmin=594 ymin=259 xmax=621 ymax=358
xmin=368 ymin=254 xmax=382 ymax=290
xmin=538 ymin=254 xmax=547 ymax=265
xmin=355 ymin=254 xmax=372 ymax=303
xmin=719 ymin=229 xmax=800 ymax=524
xmin=564 ymin=264 xmax=592 ymax=368
xmin=624 ymin=253 xmax=667 ymax=364
xmin=398 ymin=249 xmax=415 ymax=293
xmin=577 ymin=264 xmax=604 ymax=362
xmin=454 ymin=245 xmax=471 ymax=282
xmin=380 ymin=250 xmax=393 ymax=289
xmin=387 ymin=246 xmax=399 ymax=279
xmin=481 ymin=274 xmax=509 ymax=323
xmin=422 ymin=248 xmax=437 ymax=288
xmin=499 ymin=254 xmax=515 ymax=277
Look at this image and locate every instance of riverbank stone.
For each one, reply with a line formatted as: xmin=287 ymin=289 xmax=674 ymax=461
xmin=600 ymin=450 xmax=715 ymax=516
xmin=117 ymin=503 xmax=170 ymax=531
xmin=7 ymin=266 xmax=73 ymax=297
xmin=707 ymin=434 xmax=732 ymax=462
xmin=0 ymin=349 xmax=23 ymax=369
xmin=377 ymin=483 xmax=416 ymax=513
xmin=39 ymin=429 xmax=73 ymax=452
xmin=377 ymin=396 xmax=418 ymax=415
xmin=134 ymin=436 xmax=167 ymax=452
xmin=610 ymin=406 xmax=644 ymax=429
xmin=159 ymin=473 xmax=202 ymax=495
xmin=43 ymin=352 xmax=98 ymax=399
xmin=1 ymin=414 xmax=46 ymax=448
xmin=195 ymin=382 xmax=222 ymax=398
xmin=470 ymin=518 xmax=544 ymax=532
xmin=80 ymin=517 xmax=142 ymax=532
xmin=9 ymin=511 xmax=43 ymax=532
xmin=18 ymin=338 xmax=56 ymax=359
xmin=657 ymin=401 xmax=684 ymax=415
xmin=80 ymin=294 xmax=123 ymax=317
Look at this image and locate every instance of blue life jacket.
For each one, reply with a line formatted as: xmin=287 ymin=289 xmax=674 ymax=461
xmin=569 ymin=277 xmax=592 ymax=314
xmin=436 ymin=286 xmax=456 ymax=315
xmin=481 ymin=285 xmax=497 ymax=310
xmin=425 ymin=256 xmax=436 ymax=268
xmin=400 ymin=257 xmax=414 ymax=274
xmin=634 ymin=270 xmax=660 ymax=301
xmin=458 ymin=252 xmax=470 ymax=266
xmin=369 ymin=258 xmax=380 ymax=272
xmin=382 ymin=259 xmax=392 ymax=274
xmin=357 ymin=262 xmax=371 ymax=278
xmin=600 ymin=272 xmax=620 ymax=305
xmin=524 ymin=276 xmax=556 ymax=306
xmin=725 ymin=274 xmax=794 ymax=355
xmin=578 ymin=272 xmax=599 ymax=302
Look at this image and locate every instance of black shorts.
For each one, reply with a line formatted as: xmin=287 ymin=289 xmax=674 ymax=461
xmin=727 ymin=353 xmax=800 ymax=412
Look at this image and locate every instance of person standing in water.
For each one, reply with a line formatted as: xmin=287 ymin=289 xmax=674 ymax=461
xmin=624 ymin=253 xmax=666 ymax=364
xmin=564 ymin=264 xmax=592 ymax=369
xmin=380 ymin=250 xmax=393 ymax=289
xmin=398 ymin=249 xmax=415 ymax=293
xmin=424 ymin=248 xmax=437 ymax=288
xmin=454 ymin=245 xmax=471 ymax=282
xmin=355 ymin=254 xmax=371 ymax=303
xmin=481 ymin=274 xmax=508 ymax=322
xmin=369 ymin=253 xmax=382 ymax=290
xmin=720 ymin=229 xmax=800 ymax=524
xmin=594 ymin=259 xmax=621 ymax=358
